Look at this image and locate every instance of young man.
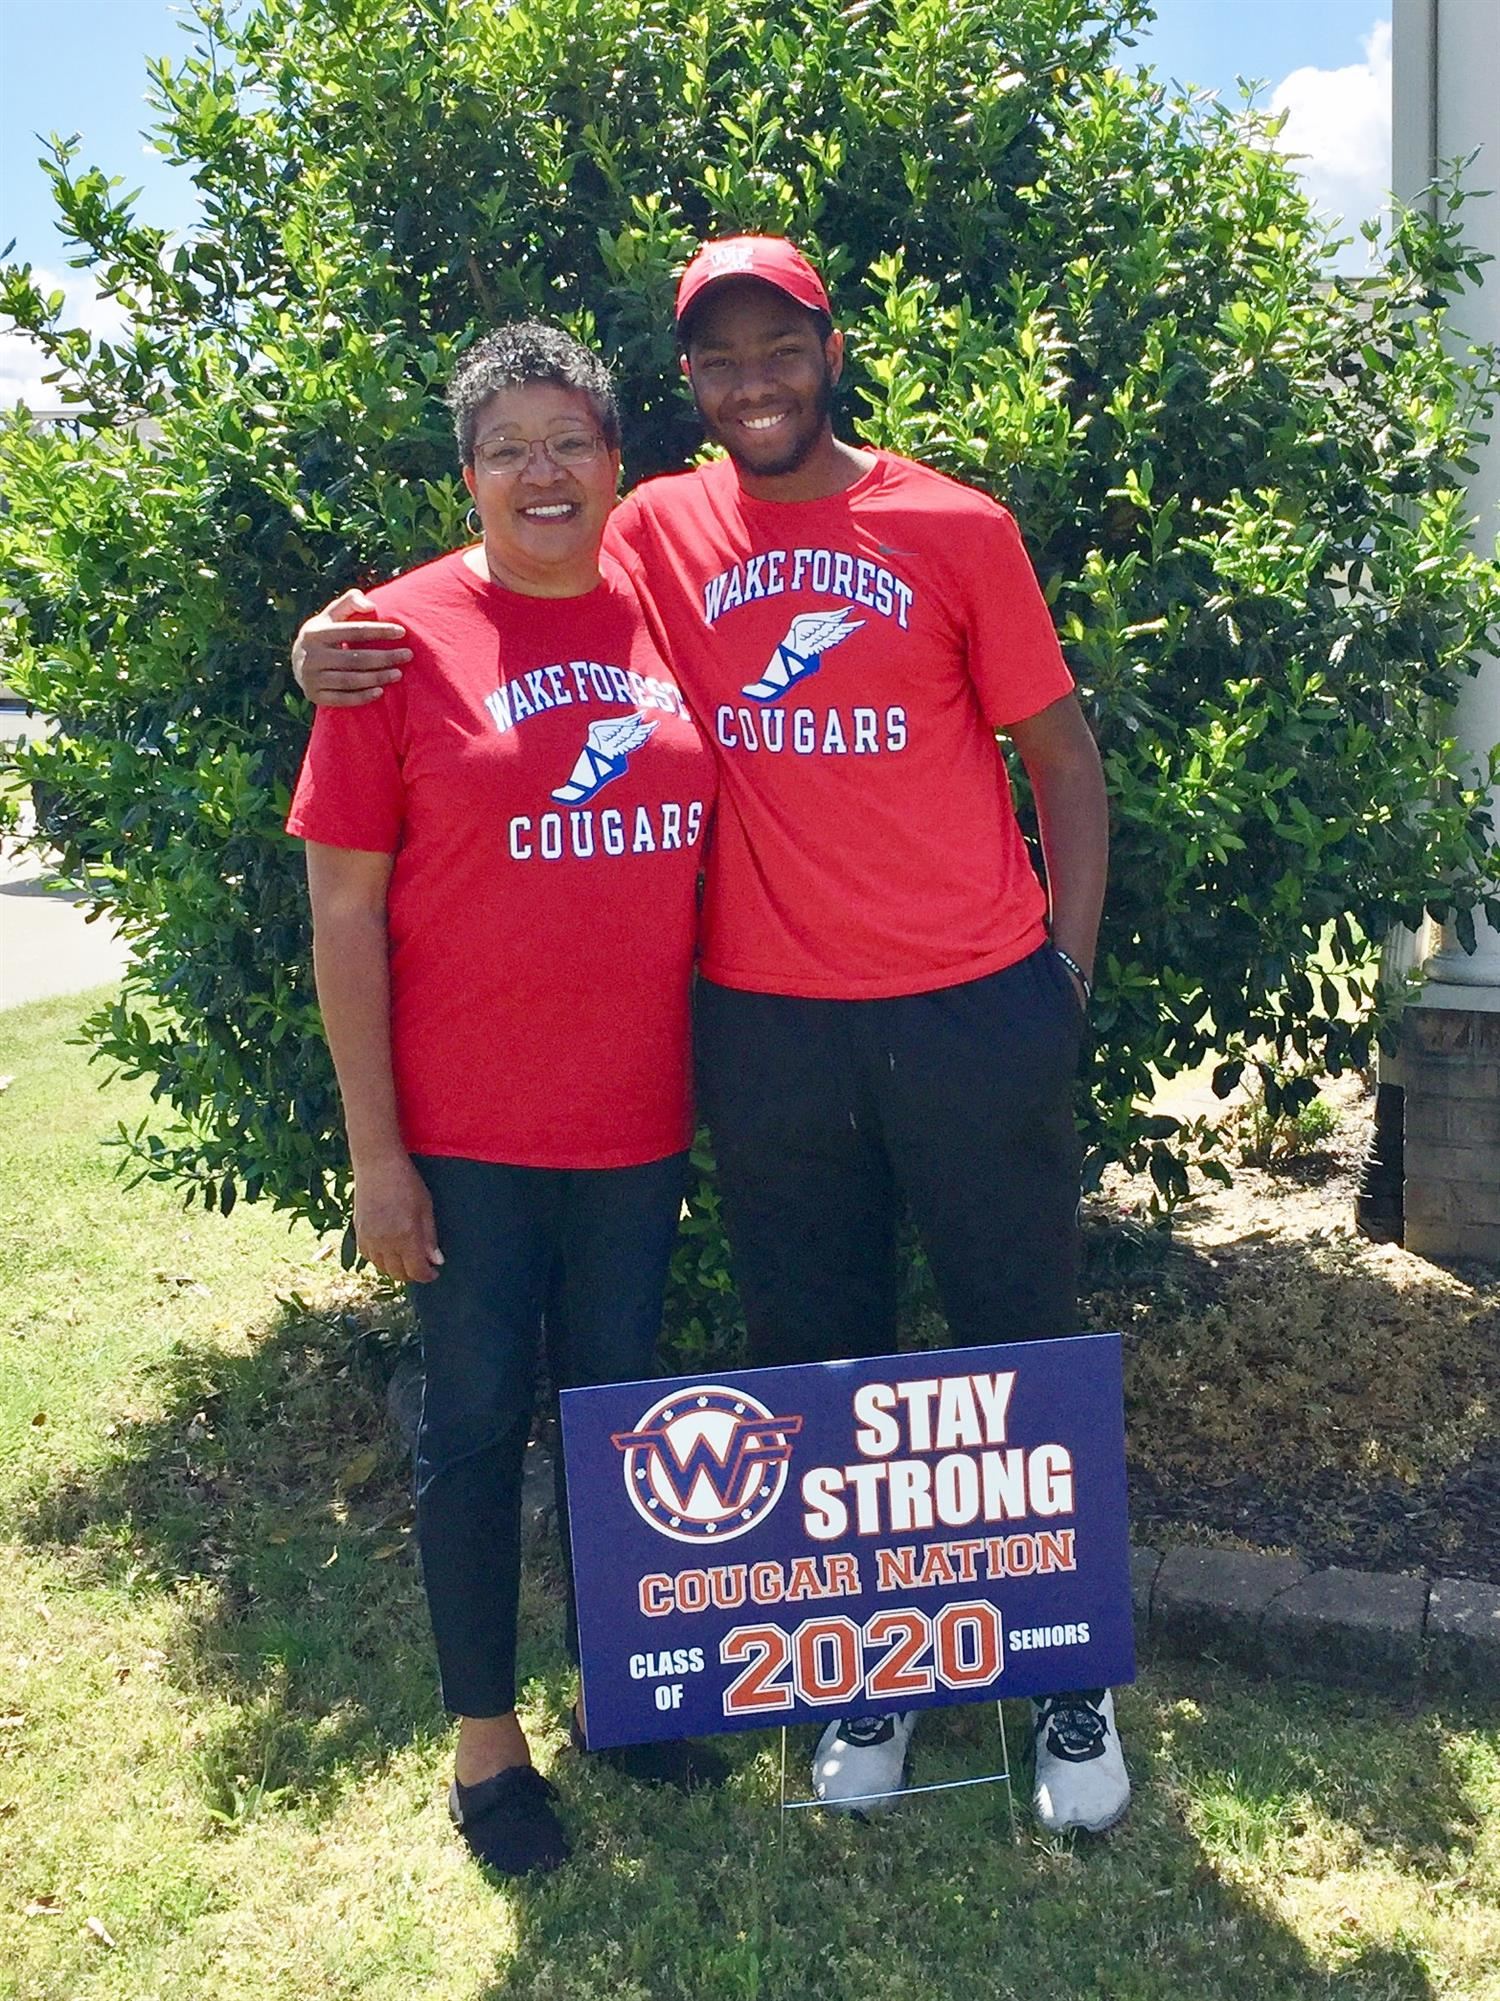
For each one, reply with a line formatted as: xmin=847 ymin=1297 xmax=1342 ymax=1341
xmin=292 ymin=237 xmax=1127 ymax=1835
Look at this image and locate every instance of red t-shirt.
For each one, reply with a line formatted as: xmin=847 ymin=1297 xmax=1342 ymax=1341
xmin=608 ymin=451 xmax=1073 ymax=999
xmin=287 ymin=549 xmax=714 ymax=1168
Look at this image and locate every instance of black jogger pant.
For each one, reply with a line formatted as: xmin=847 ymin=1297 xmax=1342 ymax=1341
xmin=408 ymin=1151 xmax=687 ymax=1717
xmin=696 ymin=944 xmax=1085 ymax=1370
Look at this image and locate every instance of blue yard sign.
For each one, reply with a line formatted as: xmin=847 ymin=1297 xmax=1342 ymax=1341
xmin=561 ymin=1334 xmax=1135 ymax=1750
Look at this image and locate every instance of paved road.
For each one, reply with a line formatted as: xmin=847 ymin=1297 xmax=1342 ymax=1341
xmin=0 ymin=841 xmax=130 ymax=1010
xmin=3 ymin=707 xmax=130 ymax=1007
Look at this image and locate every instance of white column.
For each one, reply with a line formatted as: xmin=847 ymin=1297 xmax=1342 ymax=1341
xmin=1394 ymin=0 xmax=1500 ymax=1004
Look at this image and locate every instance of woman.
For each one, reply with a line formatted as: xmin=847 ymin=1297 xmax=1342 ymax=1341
xmin=287 ymin=323 xmax=716 ymax=1877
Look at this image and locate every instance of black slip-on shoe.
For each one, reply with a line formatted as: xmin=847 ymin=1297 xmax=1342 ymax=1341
xmin=448 ymin=1765 xmax=570 ymax=1877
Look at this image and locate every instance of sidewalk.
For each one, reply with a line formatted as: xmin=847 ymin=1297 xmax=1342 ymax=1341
xmin=0 ymin=839 xmax=130 ymax=1009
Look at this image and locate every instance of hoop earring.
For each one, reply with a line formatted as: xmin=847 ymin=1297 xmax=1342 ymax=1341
xmin=465 ymin=505 xmax=482 ymax=537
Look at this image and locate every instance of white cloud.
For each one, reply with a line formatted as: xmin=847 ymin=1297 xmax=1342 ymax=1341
xmin=0 ymin=269 xmax=127 ymax=411
xmin=1270 ymin=19 xmax=1392 ymax=267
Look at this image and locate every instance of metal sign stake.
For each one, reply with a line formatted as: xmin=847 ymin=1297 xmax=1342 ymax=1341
xmin=775 ymin=1708 xmax=1021 ymax=1840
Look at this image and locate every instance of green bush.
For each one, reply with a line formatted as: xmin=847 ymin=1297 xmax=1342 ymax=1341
xmin=1231 ymin=1072 xmax=1342 ymax=1170
xmin=3 ymin=0 xmax=1499 ymax=1340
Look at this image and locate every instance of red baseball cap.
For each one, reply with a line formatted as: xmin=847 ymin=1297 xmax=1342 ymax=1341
xmin=675 ymin=235 xmax=832 ymax=335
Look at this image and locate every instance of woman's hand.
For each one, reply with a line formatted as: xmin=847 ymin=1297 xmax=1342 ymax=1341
xmin=354 ymin=1152 xmax=445 ymax=1284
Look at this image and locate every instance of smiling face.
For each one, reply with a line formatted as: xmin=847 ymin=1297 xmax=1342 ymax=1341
xmin=462 ymin=382 xmax=620 ymax=598
xmin=683 ymin=279 xmax=845 ymax=497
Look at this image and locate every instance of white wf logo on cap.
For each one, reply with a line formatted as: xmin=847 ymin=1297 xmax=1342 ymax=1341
xmin=705 ymin=243 xmax=758 ymax=275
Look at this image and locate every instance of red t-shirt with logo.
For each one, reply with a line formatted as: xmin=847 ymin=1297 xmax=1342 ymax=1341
xmin=286 ymin=549 xmax=714 ymax=1167
xmin=607 ymin=452 xmax=1073 ymax=999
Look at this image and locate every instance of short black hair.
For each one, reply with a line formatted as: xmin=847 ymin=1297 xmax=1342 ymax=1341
xmin=446 ymin=321 xmax=621 ymax=464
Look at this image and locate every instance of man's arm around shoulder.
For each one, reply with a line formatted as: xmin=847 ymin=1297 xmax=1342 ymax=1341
xmin=293 ymin=589 xmax=412 ymax=707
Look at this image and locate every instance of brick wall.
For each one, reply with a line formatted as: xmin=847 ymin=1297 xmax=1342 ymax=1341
xmin=1402 ymin=1008 xmax=1500 ymax=1262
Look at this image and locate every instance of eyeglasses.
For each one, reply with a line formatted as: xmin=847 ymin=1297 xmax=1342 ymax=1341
xmin=473 ymin=430 xmax=606 ymax=476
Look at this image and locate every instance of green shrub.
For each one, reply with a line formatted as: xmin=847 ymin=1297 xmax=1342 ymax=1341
xmin=2 ymin=0 xmax=1498 ymax=1349
xmin=1231 ymin=1071 xmax=1342 ymax=1170
xmin=662 ymin=1133 xmax=745 ymax=1373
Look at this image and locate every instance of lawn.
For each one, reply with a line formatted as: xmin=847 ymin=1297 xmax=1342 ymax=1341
xmin=2 ymin=990 xmax=1497 ymax=2001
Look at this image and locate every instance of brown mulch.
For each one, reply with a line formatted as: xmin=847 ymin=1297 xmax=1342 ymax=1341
xmin=1083 ymin=1084 xmax=1499 ymax=1584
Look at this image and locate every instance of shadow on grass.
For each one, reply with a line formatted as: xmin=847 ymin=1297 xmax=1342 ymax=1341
xmin=461 ymin=1665 xmax=1478 ymax=2001
xmin=9 ymin=1252 xmax=1491 ymax=1999
xmin=13 ymin=1293 xmax=448 ymax=1819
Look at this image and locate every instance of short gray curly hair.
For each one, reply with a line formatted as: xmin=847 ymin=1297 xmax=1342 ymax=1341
xmin=447 ymin=321 xmax=622 ymax=465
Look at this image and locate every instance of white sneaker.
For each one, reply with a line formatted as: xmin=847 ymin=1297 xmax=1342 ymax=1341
xmin=812 ymin=1711 xmax=917 ymax=1814
xmin=1031 ymin=1688 xmax=1130 ymax=1834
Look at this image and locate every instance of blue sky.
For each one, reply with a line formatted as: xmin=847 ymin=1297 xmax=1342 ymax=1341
xmin=0 ymin=0 xmax=1393 ymax=404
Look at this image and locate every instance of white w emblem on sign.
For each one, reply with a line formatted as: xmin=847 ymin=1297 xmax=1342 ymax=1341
xmin=612 ymin=1385 xmax=803 ymax=1544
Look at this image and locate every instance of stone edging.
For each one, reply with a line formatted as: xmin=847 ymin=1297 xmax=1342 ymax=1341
xmin=1133 ymin=1545 xmax=1500 ymax=1698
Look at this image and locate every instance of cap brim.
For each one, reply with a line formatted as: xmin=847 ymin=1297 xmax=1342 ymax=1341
xmin=676 ymin=272 xmax=825 ymax=338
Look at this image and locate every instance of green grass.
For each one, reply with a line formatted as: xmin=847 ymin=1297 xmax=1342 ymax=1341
xmin=3 ymin=991 xmax=1498 ymax=2001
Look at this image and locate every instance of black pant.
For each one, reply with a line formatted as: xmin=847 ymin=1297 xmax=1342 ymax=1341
xmin=696 ymin=945 xmax=1084 ymax=1369
xmin=409 ymin=1151 xmax=687 ymax=1717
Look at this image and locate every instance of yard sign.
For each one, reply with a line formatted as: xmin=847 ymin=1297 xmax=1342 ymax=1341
xmin=561 ymin=1333 xmax=1135 ymax=1749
